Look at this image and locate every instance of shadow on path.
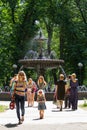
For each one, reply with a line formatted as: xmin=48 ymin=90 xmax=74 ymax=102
xmin=5 ymin=123 xmax=18 ymax=128
xmin=33 ymin=118 xmax=41 ymax=120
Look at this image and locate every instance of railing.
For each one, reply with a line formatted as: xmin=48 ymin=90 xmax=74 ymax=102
xmin=0 ymin=91 xmax=87 ymax=101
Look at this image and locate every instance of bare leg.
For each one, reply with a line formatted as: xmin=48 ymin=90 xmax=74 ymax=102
xmin=31 ymin=92 xmax=35 ymax=106
xmin=40 ymin=110 xmax=44 ymax=119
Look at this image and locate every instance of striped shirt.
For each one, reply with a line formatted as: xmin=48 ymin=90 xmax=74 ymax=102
xmin=14 ymin=81 xmax=27 ymax=96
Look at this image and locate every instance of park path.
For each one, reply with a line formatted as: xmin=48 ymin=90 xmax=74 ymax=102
xmin=0 ymin=101 xmax=87 ymax=130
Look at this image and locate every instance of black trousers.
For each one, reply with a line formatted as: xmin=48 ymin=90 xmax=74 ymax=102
xmin=64 ymin=94 xmax=71 ymax=108
xmin=15 ymin=94 xmax=25 ymax=120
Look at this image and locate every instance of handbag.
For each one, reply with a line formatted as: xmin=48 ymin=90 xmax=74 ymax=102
xmin=9 ymin=101 xmax=15 ymax=110
xmin=31 ymin=84 xmax=37 ymax=93
xmin=9 ymin=96 xmax=15 ymax=110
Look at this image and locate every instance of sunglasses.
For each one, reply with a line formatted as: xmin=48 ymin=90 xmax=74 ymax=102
xmin=19 ymin=74 xmax=24 ymax=76
xmin=39 ymin=91 xmax=42 ymax=93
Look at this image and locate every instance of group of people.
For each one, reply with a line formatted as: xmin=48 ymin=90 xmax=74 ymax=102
xmin=10 ymin=70 xmax=79 ymax=124
xmin=10 ymin=71 xmax=47 ymax=124
xmin=55 ymin=73 xmax=79 ymax=111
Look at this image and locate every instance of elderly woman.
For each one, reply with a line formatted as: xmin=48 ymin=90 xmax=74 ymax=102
xmin=13 ymin=71 xmax=27 ymax=124
xmin=70 ymin=73 xmax=79 ymax=110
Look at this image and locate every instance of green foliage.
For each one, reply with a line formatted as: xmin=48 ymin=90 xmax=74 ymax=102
xmin=0 ymin=105 xmax=8 ymax=112
xmin=83 ymin=98 xmax=87 ymax=107
xmin=0 ymin=0 xmax=87 ymax=86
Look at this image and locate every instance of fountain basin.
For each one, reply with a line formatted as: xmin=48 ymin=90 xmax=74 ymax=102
xmin=19 ymin=59 xmax=64 ymax=69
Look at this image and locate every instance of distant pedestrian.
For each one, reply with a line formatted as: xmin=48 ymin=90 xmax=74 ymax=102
xmin=70 ymin=73 xmax=79 ymax=110
xmin=55 ymin=74 xmax=66 ymax=111
xmin=37 ymin=75 xmax=47 ymax=92
xmin=9 ymin=74 xmax=18 ymax=96
xmin=9 ymin=74 xmax=18 ymax=87
xmin=37 ymin=89 xmax=46 ymax=119
xmin=64 ymin=75 xmax=71 ymax=109
xmin=27 ymin=78 xmax=37 ymax=107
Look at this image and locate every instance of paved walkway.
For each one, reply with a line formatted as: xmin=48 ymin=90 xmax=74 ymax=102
xmin=0 ymin=100 xmax=87 ymax=130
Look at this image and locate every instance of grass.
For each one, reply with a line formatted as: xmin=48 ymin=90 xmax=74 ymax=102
xmin=0 ymin=105 xmax=8 ymax=112
xmin=79 ymin=98 xmax=87 ymax=111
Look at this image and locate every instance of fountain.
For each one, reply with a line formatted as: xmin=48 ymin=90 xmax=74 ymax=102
xmin=1 ymin=30 xmax=87 ymax=101
xmin=18 ymin=30 xmax=64 ymax=76
xmin=78 ymin=85 xmax=87 ymax=92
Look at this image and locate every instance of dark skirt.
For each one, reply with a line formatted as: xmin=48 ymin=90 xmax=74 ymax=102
xmin=38 ymin=102 xmax=46 ymax=110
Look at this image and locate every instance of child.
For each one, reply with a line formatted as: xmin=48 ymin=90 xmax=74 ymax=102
xmin=27 ymin=87 xmax=32 ymax=107
xmin=37 ymin=89 xmax=46 ymax=119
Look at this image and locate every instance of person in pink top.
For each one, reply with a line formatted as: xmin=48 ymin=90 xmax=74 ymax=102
xmin=27 ymin=78 xmax=37 ymax=107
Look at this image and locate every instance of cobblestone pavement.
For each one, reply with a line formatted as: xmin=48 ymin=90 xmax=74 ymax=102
xmin=0 ymin=101 xmax=87 ymax=130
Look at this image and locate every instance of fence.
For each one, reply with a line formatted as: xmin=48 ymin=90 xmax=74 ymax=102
xmin=0 ymin=92 xmax=87 ymax=101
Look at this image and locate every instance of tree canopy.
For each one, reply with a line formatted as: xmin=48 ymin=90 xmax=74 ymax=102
xmin=0 ymin=0 xmax=87 ymax=87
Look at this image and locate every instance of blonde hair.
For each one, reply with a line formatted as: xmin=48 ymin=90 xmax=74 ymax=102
xmin=37 ymin=89 xmax=44 ymax=95
xmin=39 ymin=76 xmax=44 ymax=81
xmin=28 ymin=78 xmax=32 ymax=82
xmin=59 ymin=74 xmax=64 ymax=80
xmin=71 ymin=73 xmax=76 ymax=78
xmin=38 ymin=75 xmax=46 ymax=85
xmin=18 ymin=71 xmax=27 ymax=81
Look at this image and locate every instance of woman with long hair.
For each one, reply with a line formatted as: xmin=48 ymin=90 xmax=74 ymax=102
xmin=70 ymin=73 xmax=79 ymax=110
xmin=13 ymin=71 xmax=27 ymax=124
xmin=37 ymin=75 xmax=47 ymax=91
xmin=27 ymin=78 xmax=37 ymax=107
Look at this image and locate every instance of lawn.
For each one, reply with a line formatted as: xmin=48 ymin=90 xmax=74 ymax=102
xmin=0 ymin=105 xmax=8 ymax=112
xmin=79 ymin=99 xmax=87 ymax=111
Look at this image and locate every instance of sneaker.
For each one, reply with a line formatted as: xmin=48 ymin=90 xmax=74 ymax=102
xmin=21 ymin=116 xmax=24 ymax=122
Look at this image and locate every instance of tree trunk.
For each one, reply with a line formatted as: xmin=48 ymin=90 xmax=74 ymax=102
xmin=45 ymin=22 xmax=53 ymax=55
xmin=75 ymin=0 xmax=87 ymax=25
xmin=59 ymin=26 xmax=65 ymax=59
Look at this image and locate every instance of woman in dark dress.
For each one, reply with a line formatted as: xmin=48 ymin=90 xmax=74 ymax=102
xmin=55 ymin=74 xmax=66 ymax=111
xmin=70 ymin=73 xmax=79 ymax=110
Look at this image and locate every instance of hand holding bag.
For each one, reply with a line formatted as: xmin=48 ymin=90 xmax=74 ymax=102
xmin=9 ymin=95 xmax=15 ymax=110
xmin=9 ymin=101 xmax=15 ymax=110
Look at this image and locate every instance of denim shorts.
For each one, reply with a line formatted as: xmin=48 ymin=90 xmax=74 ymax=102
xmin=38 ymin=102 xmax=46 ymax=110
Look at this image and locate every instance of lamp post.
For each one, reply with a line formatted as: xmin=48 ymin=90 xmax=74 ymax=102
xmin=12 ymin=64 xmax=17 ymax=75
xmin=78 ymin=62 xmax=83 ymax=86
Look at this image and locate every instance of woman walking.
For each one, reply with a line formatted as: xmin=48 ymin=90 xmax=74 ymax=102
xmin=55 ymin=74 xmax=66 ymax=111
xmin=27 ymin=78 xmax=37 ymax=107
xmin=12 ymin=71 xmax=27 ymax=124
xmin=70 ymin=73 xmax=79 ymax=110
